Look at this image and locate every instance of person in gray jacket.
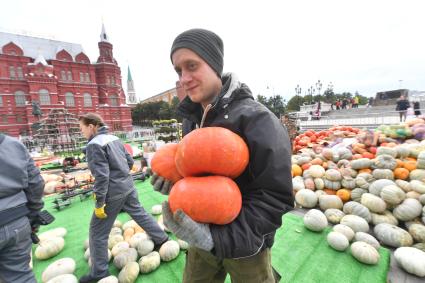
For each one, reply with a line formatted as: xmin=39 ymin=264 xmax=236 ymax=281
xmin=78 ymin=113 xmax=168 ymax=283
xmin=0 ymin=133 xmax=44 ymax=283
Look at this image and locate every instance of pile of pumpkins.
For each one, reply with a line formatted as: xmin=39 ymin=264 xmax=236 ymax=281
xmin=292 ymin=140 xmax=425 ymax=277
xmin=151 ymin=127 xmax=249 ymax=225
xmin=80 ymin=217 xmax=187 ymax=283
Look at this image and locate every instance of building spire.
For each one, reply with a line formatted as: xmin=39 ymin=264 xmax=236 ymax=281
xmin=127 ymin=65 xmax=133 ymax=82
xmin=127 ymin=65 xmax=137 ymax=104
xmin=100 ymin=22 xmax=109 ymax=42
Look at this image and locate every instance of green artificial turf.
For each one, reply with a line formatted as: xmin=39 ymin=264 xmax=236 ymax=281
xmin=32 ymin=181 xmax=390 ymax=282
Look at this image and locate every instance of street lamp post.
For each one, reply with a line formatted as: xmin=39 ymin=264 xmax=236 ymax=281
xmin=295 ymin=84 xmax=302 ymax=111
xmin=316 ymin=80 xmax=323 ymax=102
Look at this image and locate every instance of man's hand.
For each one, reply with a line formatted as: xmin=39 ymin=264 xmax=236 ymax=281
xmin=150 ymin=173 xmax=173 ymax=195
xmin=162 ymin=201 xmax=214 ymax=251
xmin=94 ymin=204 xmax=107 ymax=219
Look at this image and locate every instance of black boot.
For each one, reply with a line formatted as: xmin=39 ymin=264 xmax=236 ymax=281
xmin=154 ymin=237 xmax=170 ymax=251
xmin=79 ymin=273 xmax=110 ymax=283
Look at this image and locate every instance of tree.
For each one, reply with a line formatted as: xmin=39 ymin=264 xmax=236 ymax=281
xmin=267 ymin=95 xmax=286 ymax=118
xmin=256 ymin=95 xmax=269 ymax=107
xmin=286 ymin=95 xmax=304 ymax=111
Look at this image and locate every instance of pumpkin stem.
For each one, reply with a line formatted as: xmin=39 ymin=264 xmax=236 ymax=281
xmin=200 ymin=104 xmax=212 ymax=128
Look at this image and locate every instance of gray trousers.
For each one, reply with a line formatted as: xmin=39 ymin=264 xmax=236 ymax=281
xmin=89 ymin=189 xmax=168 ymax=277
xmin=0 ymin=216 xmax=36 ymax=283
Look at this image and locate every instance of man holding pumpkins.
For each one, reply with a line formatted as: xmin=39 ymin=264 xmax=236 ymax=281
xmin=151 ymin=28 xmax=294 ymax=283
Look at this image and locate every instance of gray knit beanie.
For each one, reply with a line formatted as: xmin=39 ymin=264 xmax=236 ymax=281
xmin=170 ymin=28 xmax=224 ymax=77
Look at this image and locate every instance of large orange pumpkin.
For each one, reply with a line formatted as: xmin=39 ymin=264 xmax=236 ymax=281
xmin=394 ymin=168 xmax=409 ymax=180
xmin=168 ymin=176 xmax=242 ymax=225
xmin=175 ymin=127 xmax=249 ymax=178
xmin=151 ymin=143 xmax=183 ymax=183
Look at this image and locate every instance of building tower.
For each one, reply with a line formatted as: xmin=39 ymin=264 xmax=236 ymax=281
xmin=127 ymin=65 xmax=137 ymax=104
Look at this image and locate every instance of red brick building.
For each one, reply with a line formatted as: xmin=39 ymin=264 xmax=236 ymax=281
xmin=0 ymin=24 xmax=132 ymax=138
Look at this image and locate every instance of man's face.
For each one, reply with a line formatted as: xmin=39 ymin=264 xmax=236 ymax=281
xmin=172 ymin=48 xmax=222 ymax=107
xmin=79 ymin=121 xmax=95 ymax=139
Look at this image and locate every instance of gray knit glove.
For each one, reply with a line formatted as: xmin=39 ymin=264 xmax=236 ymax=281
xmin=150 ymin=173 xmax=173 ymax=195
xmin=162 ymin=201 xmax=214 ymax=251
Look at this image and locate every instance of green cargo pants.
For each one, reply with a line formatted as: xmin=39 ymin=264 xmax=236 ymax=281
xmin=182 ymin=247 xmax=281 ymax=283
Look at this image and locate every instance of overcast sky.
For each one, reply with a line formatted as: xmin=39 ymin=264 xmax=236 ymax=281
xmin=1 ymin=0 xmax=424 ymax=102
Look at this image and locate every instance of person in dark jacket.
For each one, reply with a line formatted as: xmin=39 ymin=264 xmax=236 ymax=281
xmin=78 ymin=113 xmax=168 ymax=283
xmin=0 ymin=133 xmax=44 ymax=283
xmin=396 ymin=95 xmax=410 ymax=122
xmin=414 ymin=101 xmax=421 ymax=117
xmin=151 ymin=28 xmax=294 ymax=283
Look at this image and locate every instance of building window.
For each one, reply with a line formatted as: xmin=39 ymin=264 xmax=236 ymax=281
xmin=1 ymin=115 xmax=7 ymax=124
xmin=17 ymin=67 xmax=24 ymax=79
xmin=39 ymin=89 xmax=50 ymax=105
xmin=111 ymin=76 xmax=116 ymax=85
xmin=85 ymin=73 xmax=90 ymax=82
xmin=16 ymin=114 xmax=23 ymax=123
xmin=106 ymin=76 xmax=110 ymax=85
xmin=0 ymin=95 xmax=2 ymax=107
xmin=61 ymin=70 xmax=67 ymax=81
xmin=80 ymin=72 xmax=84 ymax=82
xmin=110 ymin=94 xmax=119 ymax=106
xmin=15 ymin=91 xmax=26 ymax=106
xmin=83 ymin=93 xmax=92 ymax=107
xmin=65 ymin=92 xmax=75 ymax=107
xmin=9 ymin=66 xmax=16 ymax=79
xmin=67 ymin=71 xmax=72 ymax=81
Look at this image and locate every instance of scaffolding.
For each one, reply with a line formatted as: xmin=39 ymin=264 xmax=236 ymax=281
xmin=31 ymin=108 xmax=85 ymax=154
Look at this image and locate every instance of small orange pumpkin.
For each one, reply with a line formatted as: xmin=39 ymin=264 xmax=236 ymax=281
xmin=151 ymin=143 xmax=183 ymax=183
xmin=311 ymin=158 xmax=323 ymax=165
xmin=395 ymin=159 xmax=404 ymax=168
xmin=394 ymin=167 xmax=410 ymax=180
xmin=336 ymin=189 xmax=351 ymax=202
xmin=358 ymin=168 xmax=372 ymax=174
xmin=292 ymin=164 xmax=302 ymax=177
xmin=403 ymin=160 xmax=417 ymax=171
xmin=324 ymin=189 xmax=337 ymax=195
xmin=362 ymin=152 xmax=375 ymax=159
xmin=301 ymin=163 xmax=311 ymax=171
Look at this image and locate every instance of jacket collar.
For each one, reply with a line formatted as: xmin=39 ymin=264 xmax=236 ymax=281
xmin=88 ymin=126 xmax=109 ymax=142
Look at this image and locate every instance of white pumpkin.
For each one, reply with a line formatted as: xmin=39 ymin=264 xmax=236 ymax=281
xmin=350 ymin=241 xmax=380 ymax=265
xmin=122 ymin=220 xmax=138 ymax=231
xmin=371 ymin=211 xmax=399 ymax=226
xmin=41 ymin=258 xmax=76 ymax=283
xmin=87 ymin=249 xmax=112 ymax=266
xmin=35 ymin=237 xmax=65 ymax=260
xmin=393 ymin=198 xmax=423 ymax=222
xmin=303 ymin=209 xmax=328 ymax=232
xmin=343 ymin=201 xmax=371 ymax=223
xmin=319 ymin=195 xmax=343 ymax=211
xmin=109 ymin=227 xmax=123 ymax=236
xmin=394 ymin=247 xmax=425 ymax=277
xmin=350 ymin=188 xmax=368 ymax=202
xmin=108 ymin=234 xmax=124 ymax=249
xmin=332 ymin=224 xmax=355 ymax=241
xmin=118 ymin=262 xmax=140 ymax=283
xmin=98 ymin=276 xmax=119 ymax=283
xmin=408 ymin=224 xmax=425 ymax=243
xmin=129 ymin=232 xmax=149 ymax=248
xmin=113 ymin=220 xmax=122 ymax=228
xmin=354 ymin=232 xmax=380 ymax=250
xmin=136 ymin=239 xmax=154 ymax=257
xmin=360 ymin=193 xmax=386 ymax=214
xmin=84 ymin=238 xmax=90 ymax=250
xmin=38 ymin=227 xmax=67 ymax=242
xmin=368 ymin=179 xmax=396 ymax=196
xmin=46 ymin=274 xmax=78 ymax=283
xmin=409 ymin=180 xmax=425 ymax=194
xmin=177 ymin=239 xmax=189 ymax=250
xmin=159 ymin=240 xmax=180 ymax=262
xmin=327 ymin=231 xmax=349 ymax=251
xmin=395 ymin=179 xmax=411 ymax=192
xmin=112 ymin=241 xmax=130 ymax=257
xmin=151 ymin=204 xmax=162 ymax=215
xmin=324 ymin=209 xmax=345 ymax=224
xmin=295 ymin=189 xmax=318 ymax=208
xmin=340 ymin=215 xmax=369 ymax=233
xmin=380 ymin=185 xmax=406 ymax=205
xmin=314 ymin=178 xmax=325 ymax=190
xmin=374 ymin=223 xmax=413 ymax=248
xmin=113 ymin=248 xmax=138 ymax=269
xmin=139 ymin=251 xmax=161 ymax=274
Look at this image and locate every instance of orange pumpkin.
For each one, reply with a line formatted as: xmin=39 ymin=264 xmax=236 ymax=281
xmin=311 ymin=158 xmax=323 ymax=165
xmin=292 ymin=164 xmax=302 ymax=177
xmin=175 ymin=127 xmax=249 ymax=178
xmin=362 ymin=152 xmax=375 ymax=159
xmin=322 ymin=162 xmax=328 ymax=169
xmin=336 ymin=189 xmax=351 ymax=202
xmin=403 ymin=160 xmax=417 ymax=171
xmin=395 ymin=159 xmax=404 ymax=168
xmin=394 ymin=168 xmax=409 ymax=180
xmin=169 ymin=176 xmax=242 ymax=225
xmin=324 ymin=189 xmax=337 ymax=195
xmin=358 ymin=168 xmax=372 ymax=174
xmin=352 ymin=154 xmax=363 ymax=160
xmin=301 ymin=163 xmax=311 ymax=171
xmin=151 ymin=143 xmax=183 ymax=183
